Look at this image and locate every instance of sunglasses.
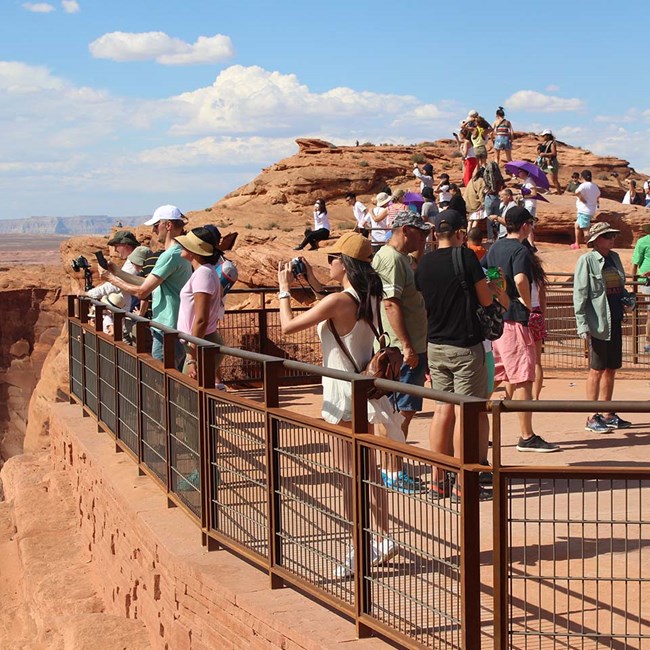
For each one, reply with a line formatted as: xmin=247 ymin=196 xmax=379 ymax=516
xmin=327 ymin=254 xmax=341 ymax=264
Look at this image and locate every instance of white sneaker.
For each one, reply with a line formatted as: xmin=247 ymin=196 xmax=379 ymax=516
xmin=372 ymin=537 xmax=397 ymax=566
xmin=334 ymin=545 xmax=354 ymax=579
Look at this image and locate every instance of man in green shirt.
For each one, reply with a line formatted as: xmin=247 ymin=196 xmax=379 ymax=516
xmin=100 ymin=205 xmax=192 ymax=368
xmin=372 ymin=211 xmax=430 ymax=493
xmin=632 ymin=224 xmax=650 ymax=353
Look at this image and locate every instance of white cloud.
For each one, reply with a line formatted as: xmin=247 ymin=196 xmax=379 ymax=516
xmin=504 ymin=90 xmax=584 ymax=113
xmin=22 ymin=2 xmax=55 ymax=12
xmin=89 ymin=31 xmax=234 ymax=66
xmin=62 ymin=0 xmax=80 ymax=13
xmin=171 ymin=65 xmax=452 ymax=136
xmin=545 ymin=84 xmax=560 ymax=92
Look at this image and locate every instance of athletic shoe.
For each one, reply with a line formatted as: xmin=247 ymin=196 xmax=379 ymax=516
xmin=479 ymin=461 xmax=493 ymax=487
xmin=516 ymin=434 xmax=560 ymax=453
xmin=371 ymin=538 xmax=397 ymax=567
xmin=429 ymin=478 xmax=452 ymax=500
xmin=601 ymin=414 xmax=632 ymax=430
xmin=381 ymin=470 xmax=428 ymax=494
xmin=585 ymin=414 xmax=611 ymax=433
xmin=570 ymin=243 xmax=580 ymax=250
xmin=450 ymin=486 xmax=493 ymax=504
xmin=335 ymin=545 xmax=354 ymax=579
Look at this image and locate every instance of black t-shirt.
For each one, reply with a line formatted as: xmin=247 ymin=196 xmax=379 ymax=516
xmin=448 ymin=194 xmax=467 ymax=216
xmin=483 ymin=238 xmax=532 ymax=323
xmin=416 ymin=246 xmax=485 ymax=347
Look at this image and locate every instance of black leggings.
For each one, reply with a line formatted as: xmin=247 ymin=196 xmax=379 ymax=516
xmin=298 ymin=228 xmax=330 ymax=250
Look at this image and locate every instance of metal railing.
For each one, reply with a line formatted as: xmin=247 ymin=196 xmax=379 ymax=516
xmin=67 ymin=294 xmax=650 ymax=649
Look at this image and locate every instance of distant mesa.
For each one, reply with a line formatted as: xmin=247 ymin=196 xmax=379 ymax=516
xmin=0 ymin=215 xmax=144 ymax=235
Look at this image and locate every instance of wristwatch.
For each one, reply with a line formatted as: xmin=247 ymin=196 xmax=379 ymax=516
xmin=278 ymin=291 xmax=291 ymax=300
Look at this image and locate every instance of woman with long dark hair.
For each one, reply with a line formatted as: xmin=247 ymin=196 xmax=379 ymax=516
xmin=294 ymin=198 xmax=330 ymax=250
xmin=175 ymin=226 xmax=224 ymax=380
xmin=278 ymin=232 xmax=402 ymax=578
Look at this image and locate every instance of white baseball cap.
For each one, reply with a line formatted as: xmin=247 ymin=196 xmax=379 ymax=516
xmin=539 ymin=129 xmax=553 ymax=137
xmin=144 ymin=204 xmax=186 ymax=226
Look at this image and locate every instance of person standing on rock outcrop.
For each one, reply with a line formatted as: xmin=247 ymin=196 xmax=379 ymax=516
xmin=99 ymin=205 xmax=192 ymax=370
xmin=539 ymin=130 xmax=563 ymax=194
xmin=345 ymin=192 xmax=370 ymax=238
xmin=413 ymin=162 xmax=434 ymax=192
xmin=491 ymin=107 xmax=513 ymax=166
xmin=571 ymin=170 xmax=600 ymax=250
xmin=294 ymin=198 xmax=330 ymax=250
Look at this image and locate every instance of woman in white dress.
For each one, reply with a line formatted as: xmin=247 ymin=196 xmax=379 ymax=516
xmin=277 ymin=232 xmax=402 ymax=578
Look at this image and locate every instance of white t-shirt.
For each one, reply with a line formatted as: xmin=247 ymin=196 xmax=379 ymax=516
xmin=314 ymin=210 xmax=330 ymax=231
xmin=575 ymin=182 xmax=600 ymax=216
xmin=523 ymin=176 xmax=537 ymax=213
xmin=497 ymin=201 xmax=516 ymax=238
xmin=369 ymin=207 xmax=390 ymax=243
xmin=438 ymin=184 xmax=452 ymax=203
xmin=352 ymin=201 xmax=368 ymax=228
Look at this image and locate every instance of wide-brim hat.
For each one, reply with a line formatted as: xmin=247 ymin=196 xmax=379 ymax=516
xmin=393 ymin=210 xmax=432 ymax=232
xmin=374 ymin=192 xmax=391 ymax=207
xmin=174 ymin=231 xmax=214 ymax=257
xmin=328 ymin=232 xmax=373 ymax=263
xmin=587 ymin=221 xmax=620 ymax=245
xmin=127 ymin=245 xmax=152 ymax=267
xmin=144 ymin=204 xmax=186 ymax=226
xmin=101 ymin=292 xmax=125 ymax=309
xmin=107 ymin=230 xmax=139 ymax=247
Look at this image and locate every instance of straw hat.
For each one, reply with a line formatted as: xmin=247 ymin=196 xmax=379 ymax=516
xmin=174 ymin=231 xmax=214 ymax=257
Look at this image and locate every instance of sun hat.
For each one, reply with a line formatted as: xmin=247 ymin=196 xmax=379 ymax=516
xmin=107 ymin=230 xmax=139 ymax=247
xmin=586 ymin=222 xmax=620 ymax=245
xmin=505 ymin=206 xmax=538 ymax=228
xmin=433 ymin=209 xmax=467 ymax=233
xmin=144 ymin=204 xmax=186 ymax=226
xmin=374 ymin=192 xmax=391 ymax=207
xmin=174 ymin=230 xmax=215 ymax=257
xmin=127 ymin=245 xmax=152 ymax=267
xmin=539 ymin=129 xmax=553 ymax=137
xmin=101 ymin=293 xmax=126 ymax=309
xmin=392 ymin=210 xmax=432 ymax=231
xmin=467 ymin=109 xmax=479 ymax=118
xmin=328 ymin=231 xmax=373 ymax=262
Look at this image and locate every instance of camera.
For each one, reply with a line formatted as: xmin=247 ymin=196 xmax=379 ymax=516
xmin=71 ymin=255 xmax=90 ymax=272
xmin=71 ymin=255 xmax=93 ymax=291
xmin=291 ymin=257 xmax=306 ymax=277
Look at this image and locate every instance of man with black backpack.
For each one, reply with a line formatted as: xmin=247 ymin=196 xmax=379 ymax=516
xmin=482 ymin=206 xmax=560 ymax=453
xmin=415 ymin=209 xmax=495 ymax=500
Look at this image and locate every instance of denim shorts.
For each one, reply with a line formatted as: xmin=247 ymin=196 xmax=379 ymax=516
xmin=576 ymin=212 xmax=592 ymax=229
xmin=494 ymin=135 xmax=512 ymax=151
xmin=392 ymin=352 xmax=427 ymax=412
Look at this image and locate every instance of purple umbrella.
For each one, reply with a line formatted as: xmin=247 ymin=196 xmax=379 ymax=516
xmin=403 ymin=191 xmax=424 ymax=207
xmin=505 ymin=161 xmax=550 ymax=190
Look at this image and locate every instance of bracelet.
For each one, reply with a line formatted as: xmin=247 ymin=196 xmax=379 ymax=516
xmin=278 ymin=291 xmax=291 ymax=300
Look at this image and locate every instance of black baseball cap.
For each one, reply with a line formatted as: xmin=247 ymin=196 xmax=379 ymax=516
xmin=433 ymin=209 xmax=467 ymax=233
xmin=505 ymin=206 xmax=538 ymax=228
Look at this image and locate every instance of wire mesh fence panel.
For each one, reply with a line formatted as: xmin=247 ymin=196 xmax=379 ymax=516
xmin=116 ymin=347 xmax=138 ymax=456
xmin=217 ymin=310 xmax=264 ymax=383
xmin=362 ymin=445 xmax=463 ymax=649
xmin=504 ymin=474 xmax=650 ymax=649
xmin=207 ymin=395 xmax=268 ymax=559
xmin=97 ymin=337 xmax=116 ymax=434
xmin=69 ymin=322 xmax=83 ymax=400
xmin=83 ymin=330 xmax=98 ymax=415
xmin=168 ymin=377 xmax=201 ymax=519
xmin=140 ymin=361 xmax=167 ymax=484
xmin=273 ymin=418 xmax=355 ymax=606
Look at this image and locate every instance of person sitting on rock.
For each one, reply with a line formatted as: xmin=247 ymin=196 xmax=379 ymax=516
xmin=622 ymin=179 xmax=645 ymax=206
xmin=294 ymin=198 xmax=330 ymax=250
xmin=565 ymin=172 xmax=581 ymax=193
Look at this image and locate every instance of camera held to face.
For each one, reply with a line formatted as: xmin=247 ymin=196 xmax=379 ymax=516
xmin=291 ymin=257 xmax=306 ymax=277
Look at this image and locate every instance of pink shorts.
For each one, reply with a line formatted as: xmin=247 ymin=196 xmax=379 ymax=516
xmin=492 ymin=321 xmax=536 ymax=384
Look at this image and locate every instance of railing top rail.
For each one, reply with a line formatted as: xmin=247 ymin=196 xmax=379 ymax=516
xmin=494 ymin=398 xmax=650 ymax=413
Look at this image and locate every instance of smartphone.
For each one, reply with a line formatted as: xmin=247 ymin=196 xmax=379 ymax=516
xmin=94 ymin=250 xmax=109 ymax=270
xmin=486 ymin=266 xmax=501 ymax=281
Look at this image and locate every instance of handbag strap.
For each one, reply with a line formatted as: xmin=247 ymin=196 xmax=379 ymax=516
xmin=452 ymin=247 xmax=475 ymax=334
xmin=328 ymin=319 xmax=361 ymax=373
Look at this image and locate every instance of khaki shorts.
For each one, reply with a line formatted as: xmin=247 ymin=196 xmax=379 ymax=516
xmin=427 ymin=342 xmax=487 ymax=399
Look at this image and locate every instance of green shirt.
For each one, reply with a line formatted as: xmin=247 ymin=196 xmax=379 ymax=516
xmin=150 ymin=243 xmax=192 ymax=329
xmin=372 ymin=245 xmax=428 ymax=354
xmin=632 ymin=234 xmax=650 ymax=276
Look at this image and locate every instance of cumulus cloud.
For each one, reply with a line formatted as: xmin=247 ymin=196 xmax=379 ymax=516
xmin=62 ymin=0 xmax=80 ymax=13
xmin=22 ymin=2 xmax=55 ymax=12
xmin=171 ymin=65 xmax=452 ymax=136
xmin=89 ymin=31 xmax=234 ymax=65
xmin=504 ymin=90 xmax=584 ymax=113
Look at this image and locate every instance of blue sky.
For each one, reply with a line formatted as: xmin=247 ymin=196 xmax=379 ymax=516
xmin=1 ymin=0 xmax=648 ymax=219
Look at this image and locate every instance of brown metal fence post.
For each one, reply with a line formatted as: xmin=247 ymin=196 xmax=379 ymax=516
xmin=491 ymin=400 xmax=508 ymax=650
xmin=632 ymin=281 xmax=639 ymax=364
xmin=351 ymin=378 xmax=374 ymax=640
xmin=459 ymin=400 xmax=484 ymax=649
xmin=263 ymin=359 xmax=284 ymax=590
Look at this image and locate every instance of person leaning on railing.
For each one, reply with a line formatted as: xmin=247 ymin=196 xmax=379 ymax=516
xmin=174 ymin=227 xmax=225 ymax=383
xmin=277 ymin=232 xmax=404 ymax=579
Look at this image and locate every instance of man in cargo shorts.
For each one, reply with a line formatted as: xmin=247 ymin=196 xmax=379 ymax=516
xmin=483 ymin=206 xmax=560 ymax=453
